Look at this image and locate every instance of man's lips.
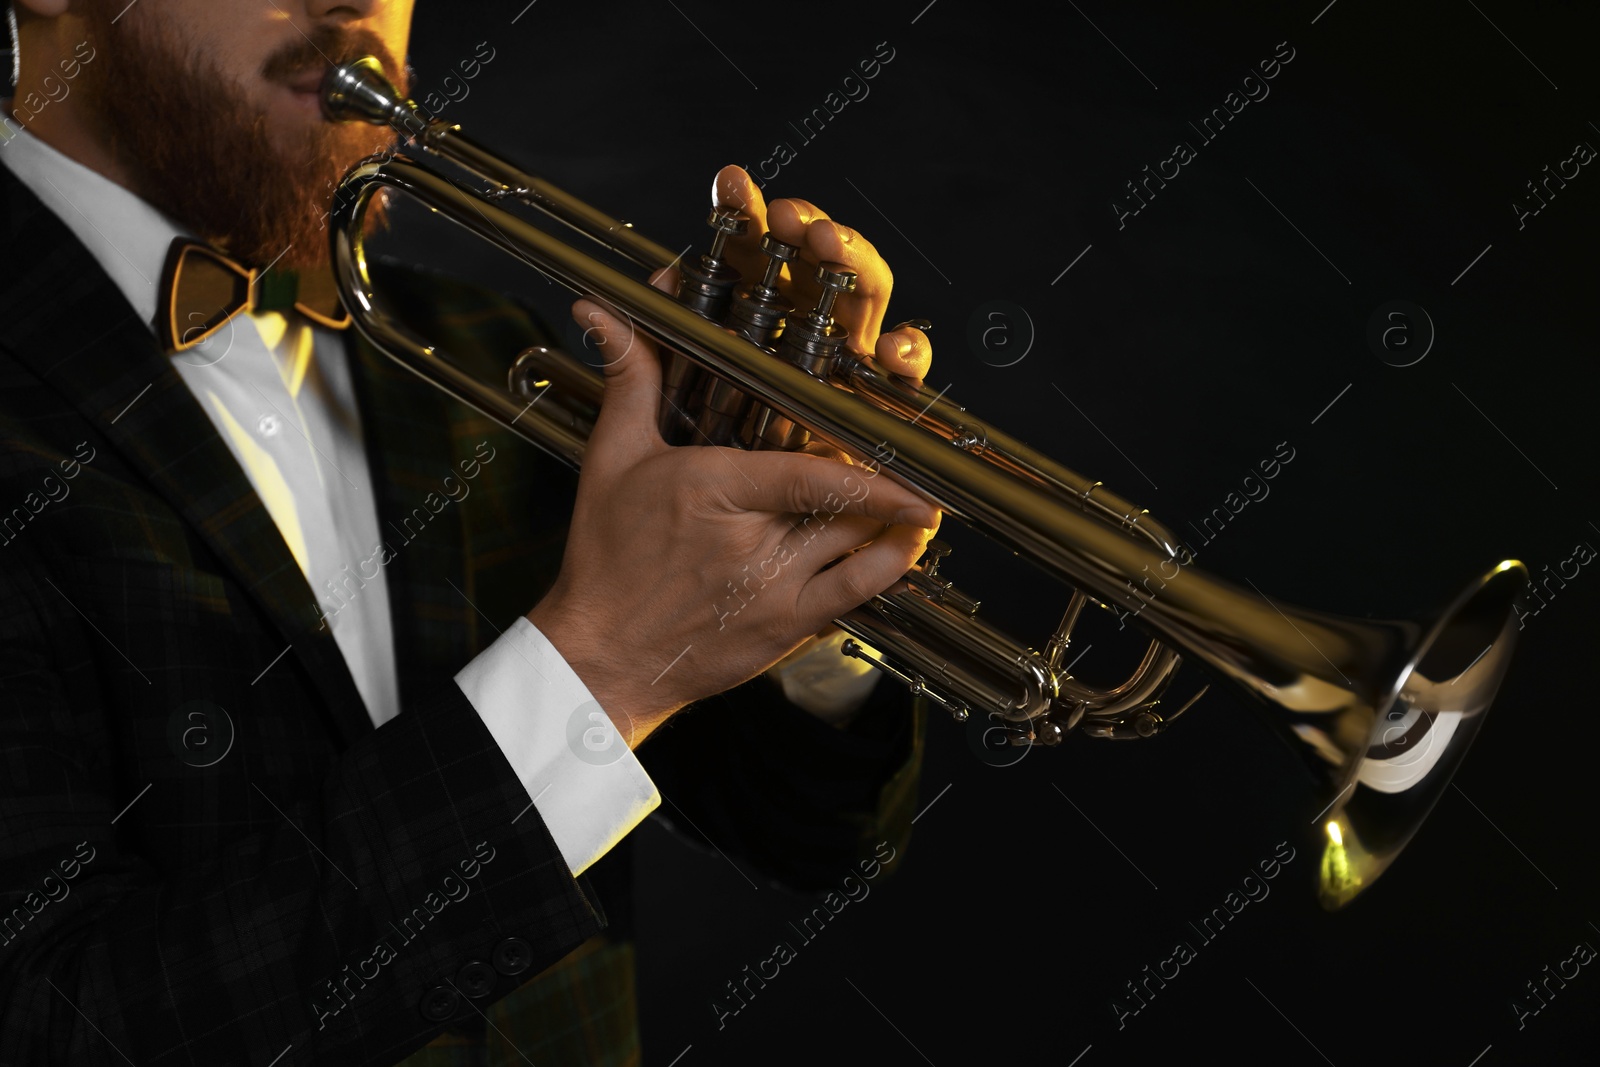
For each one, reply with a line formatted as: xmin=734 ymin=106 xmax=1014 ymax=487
xmin=278 ymin=68 xmax=329 ymax=116
xmin=286 ymin=68 xmax=325 ymax=95
xmin=274 ymin=57 xmax=399 ymax=118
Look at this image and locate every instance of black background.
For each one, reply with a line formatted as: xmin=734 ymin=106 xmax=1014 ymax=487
xmin=324 ymin=0 xmax=1599 ymax=1063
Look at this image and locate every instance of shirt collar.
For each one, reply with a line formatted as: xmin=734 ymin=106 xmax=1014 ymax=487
xmin=0 ymin=125 xmax=191 ymax=332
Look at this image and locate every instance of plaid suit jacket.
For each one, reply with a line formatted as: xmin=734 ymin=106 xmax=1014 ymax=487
xmin=0 ymin=161 xmax=924 ymax=1066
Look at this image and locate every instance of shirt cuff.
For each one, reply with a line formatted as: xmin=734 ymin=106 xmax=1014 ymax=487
xmin=766 ymin=629 xmax=884 ymax=721
xmin=453 ymin=615 xmax=659 ymax=876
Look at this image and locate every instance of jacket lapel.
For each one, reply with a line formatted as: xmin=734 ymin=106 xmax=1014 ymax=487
xmin=0 ymin=163 xmax=373 ymax=744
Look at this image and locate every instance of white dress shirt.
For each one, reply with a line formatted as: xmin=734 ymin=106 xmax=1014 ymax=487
xmin=0 ymin=124 xmax=882 ymax=878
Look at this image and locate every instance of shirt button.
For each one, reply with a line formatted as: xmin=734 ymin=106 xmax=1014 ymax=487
xmin=257 ymin=413 xmax=281 ymax=437
xmin=457 ymin=960 xmax=496 ymax=998
xmin=492 ymin=937 xmax=533 ymax=976
xmin=419 ymin=984 xmax=459 ymax=1022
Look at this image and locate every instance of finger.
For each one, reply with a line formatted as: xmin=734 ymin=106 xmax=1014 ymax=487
xmin=646 ymin=265 xmax=680 ymax=292
xmin=578 ymin=267 xmax=676 ymax=472
xmin=715 ymin=164 xmax=768 ymax=220
xmin=704 ymin=450 xmax=936 ymax=528
xmin=873 ymin=326 xmax=932 ymax=381
xmin=763 ymin=198 xmax=826 ymax=311
xmin=765 ymin=196 xmax=829 ymax=250
xmin=570 ymin=298 xmax=647 ymax=371
xmin=768 ymin=198 xmax=892 ymax=356
xmin=793 ymin=438 xmax=852 ymax=465
xmin=795 ymin=523 xmax=937 ymax=629
xmin=570 ymin=266 xmax=675 ymax=370
xmin=774 ymin=512 xmax=891 ymax=573
xmin=713 ymin=165 xmax=769 ymax=280
xmin=790 ymin=445 xmax=942 ymax=539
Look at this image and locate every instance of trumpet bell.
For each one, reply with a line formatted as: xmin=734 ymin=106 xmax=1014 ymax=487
xmin=1305 ymin=560 xmax=1524 ymax=908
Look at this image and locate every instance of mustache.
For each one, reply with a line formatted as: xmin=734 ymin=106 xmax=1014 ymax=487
xmin=260 ymin=24 xmax=406 ymax=92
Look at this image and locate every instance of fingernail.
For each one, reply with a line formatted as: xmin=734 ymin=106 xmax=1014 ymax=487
xmin=896 ymin=338 xmax=914 ymax=359
xmin=835 ymin=223 xmax=854 ymax=244
xmin=895 ymin=507 xmax=935 ymax=526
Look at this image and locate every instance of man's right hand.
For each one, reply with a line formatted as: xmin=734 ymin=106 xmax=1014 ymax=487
xmin=524 ymin=269 xmax=940 ymax=748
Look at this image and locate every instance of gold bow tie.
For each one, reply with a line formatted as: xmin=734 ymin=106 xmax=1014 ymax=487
xmin=154 ymin=237 xmax=351 ymax=354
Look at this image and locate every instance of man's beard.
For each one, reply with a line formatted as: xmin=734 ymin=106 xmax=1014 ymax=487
xmin=79 ymin=5 xmax=407 ymax=271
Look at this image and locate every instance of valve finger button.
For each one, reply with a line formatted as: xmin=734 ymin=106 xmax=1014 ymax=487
xmin=805 ymin=263 xmax=857 ymax=326
xmin=704 ymin=208 xmax=749 ymax=263
xmin=776 ymin=263 xmax=857 ymax=378
xmin=706 ymin=207 xmax=749 ymax=235
xmin=815 ymin=262 xmax=858 ymax=297
xmin=730 ymin=231 xmax=803 ymax=346
xmin=678 ymin=209 xmax=750 ymax=321
xmin=760 ymin=232 xmax=801 ymax=264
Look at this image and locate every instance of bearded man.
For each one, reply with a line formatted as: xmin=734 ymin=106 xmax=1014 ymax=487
xmin=0 ymin=1 xmax=939 ymax=1063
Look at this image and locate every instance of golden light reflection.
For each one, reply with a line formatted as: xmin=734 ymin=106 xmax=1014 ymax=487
xmin=1318 ymin=816 xmax=1363 ymax=909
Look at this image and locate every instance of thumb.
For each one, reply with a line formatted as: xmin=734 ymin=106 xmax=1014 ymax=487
xmin=577 ymin=267 xmax=676 ymax=471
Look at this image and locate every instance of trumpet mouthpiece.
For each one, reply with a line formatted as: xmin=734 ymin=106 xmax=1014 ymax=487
xmin=321 ymin=56 xmax=413 ymax=129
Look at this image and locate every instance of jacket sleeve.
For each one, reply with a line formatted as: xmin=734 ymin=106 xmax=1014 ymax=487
xmin=0 ymin=549 xmax=603 ymax=1066
xmin=636 ymin=670 xmax=926 ymax=891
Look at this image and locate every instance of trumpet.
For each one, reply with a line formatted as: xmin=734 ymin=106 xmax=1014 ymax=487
xmin=322 ymin=57 xmax=1525 ymax=909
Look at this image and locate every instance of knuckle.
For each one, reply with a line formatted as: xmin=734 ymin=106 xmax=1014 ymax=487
xmin=776 ymin=462 xmax=819 ymax=514
xmin=758 ymin=609 xmax=793 ymax=646
xmin=784 ymin=480 xmax=815 ymax=516
xmin=682 ymin=446 xmax=718 ymax=477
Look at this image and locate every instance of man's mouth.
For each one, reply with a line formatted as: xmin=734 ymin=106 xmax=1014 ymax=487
xmin=281 ymin=67 xmax=329 ymax=115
